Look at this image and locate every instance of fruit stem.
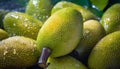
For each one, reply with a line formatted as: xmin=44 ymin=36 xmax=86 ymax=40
xmin=38 ymin=47 xmax=52 ymax=68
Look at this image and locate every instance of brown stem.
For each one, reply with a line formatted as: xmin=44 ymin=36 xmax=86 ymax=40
xmin=38 ymin=47 xmax=52 ymax=68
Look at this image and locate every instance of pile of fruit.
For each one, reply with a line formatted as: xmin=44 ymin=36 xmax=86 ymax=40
xmin=0 ymin=0 xmax=120 ymax=69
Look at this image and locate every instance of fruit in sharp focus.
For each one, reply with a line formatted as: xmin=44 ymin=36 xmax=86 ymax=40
xmin=3 ymin=12 xmax=43 ymax=40
xmin=0 ymin=36 xmax=40 ymax=69
xmin=88 ymin=31 xmax=120 ymax=69
xmin=47 ymin=56 xmax=88 ymax=69
xmin=37 ymin=7 xmax=83 ymax=57
xmin=75 ymin=20 xmax=106 ymax=63
xmin=0 ymin=29 xmax=9 ymax=40
xmin=25 ymin=0 xmax=53 ymax=22
xmin=51 ymin=1 xmax=98 ymax=21
xmin=101 ymin=3 xmax=120 ymax=34
xmin=36 ymin=7 xmax=83 ymax=67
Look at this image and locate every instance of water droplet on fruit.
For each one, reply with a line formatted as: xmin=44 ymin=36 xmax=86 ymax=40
xmin=105 ymin=18 xmax=110 ymax=23
xmin=33 ymin=0 xmax=38 ymax=6
xmin=104 ymin=22 xmax=108 ymax=31
xmin=46 ymin=16 xmax=49 ymax=18
xmin=13 ymin=49 xmax=16 ymax=54
xmin=3 ymin=50 xmax=8 ymax=55
xmin=13 ymin=23 xmax=16 ymax=26
xmin=3 ymin=46 xmax=8 ymax=55
xmin=84 ymin=30 xmax=92 ymax=38
xmin=24 ymin=24 xmax=28 ymax=27
xmin=11 ymin=14 xmax=19 ymax=19
xmin=24 ymin=18 xmax=28 ymax=21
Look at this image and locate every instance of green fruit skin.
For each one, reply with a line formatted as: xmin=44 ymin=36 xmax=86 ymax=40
xmin=0 ymin=29 xmax=9 ymax=40
xmin=0 ymin=36 xmax=40 ymax=69
xmin=51 ymin=1 xmax=98 ymax=21
xmin=88 ymin=31 xmax=120 ymax=69
xmin=25 ymin=0 xmax=53 ymax=22
xmin=37 ymin=7 xmax=83 ymax=57
xmin=3 ymin=12 xmax=43 ymax=40
xmin=76 ymin=20 xmax=106 ymax=62
xmin=101 ymin=3 xmax=120 ymax=34
xmin=47 ymin=56 xmax=88 ymax=69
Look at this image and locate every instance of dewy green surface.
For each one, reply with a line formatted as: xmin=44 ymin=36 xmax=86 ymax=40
xmin=37 ymin=7 xmax=83 ymax=57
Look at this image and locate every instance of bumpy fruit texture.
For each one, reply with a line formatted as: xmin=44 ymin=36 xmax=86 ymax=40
xmin=3 ymin=12 xmax=43 ymax=40
xmin=37 ymin=7 xmax=83 ymax=57
xmin=25 ymin=0 xmax=53 ymax=22
xmin=76 ymin=20 xmax=105 ymax=62
xmin=0 ymin=36 xmax=40 ymax=69
xmin=88 ymin=31 xmax=120 ymax=69
xmin=47 ymin=56 xmax=88 ymax=69
xmin=0 ymin=29 xmax=9 ymax=40
xmin=101 ymin=3 xmax=120 ymax=34
xmin=51 ymin=1 xmax=98 ymax=21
